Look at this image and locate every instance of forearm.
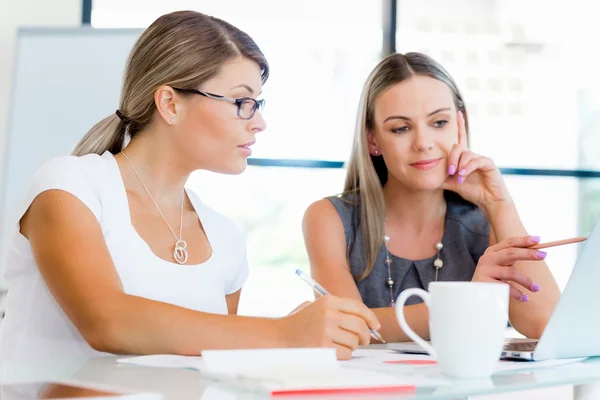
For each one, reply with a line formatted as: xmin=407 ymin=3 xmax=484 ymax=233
xmin=482 ymin=201 xmax=560 ymax=338
xmin=91 ymin=293 xmax=286 ymax=355
xmin=371 ymin=304 xmax=429 ymax=343
xmin=482 ymin=199 xmax=527 ymax=240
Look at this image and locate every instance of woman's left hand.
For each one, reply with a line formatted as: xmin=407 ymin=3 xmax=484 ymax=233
xmin=441 ymin=111 xmax=511 ymax=210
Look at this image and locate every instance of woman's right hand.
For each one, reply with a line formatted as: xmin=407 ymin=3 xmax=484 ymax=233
xmin=472 ymin=235 xmax=545 ymax=301
xmin=280 ymin=295 xmax=381 ymax=360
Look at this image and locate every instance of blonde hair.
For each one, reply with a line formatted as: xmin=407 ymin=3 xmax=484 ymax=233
xmin=72 ymin=11 xmax=269 ymax=156
xmin=344 ymin=52 xmax=468 ymax=280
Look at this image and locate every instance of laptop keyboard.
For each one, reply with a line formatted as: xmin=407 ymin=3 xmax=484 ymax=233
xmin=503 ymin=341 xmax=538 ymax=352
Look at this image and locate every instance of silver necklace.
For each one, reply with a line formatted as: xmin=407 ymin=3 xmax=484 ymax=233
xmin=121 ymin=151 xmax=188 ymax=265
xmin=383 ymin=221 xmax=444 ymax=307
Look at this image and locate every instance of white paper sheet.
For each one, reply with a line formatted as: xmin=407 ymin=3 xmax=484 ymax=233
xmin=118 ymin=349 xmax=419 ymax=394
xmin=202 ymin=348 xmax=338 ymax=374
xmin=118 ymin=354 xmax=204 ymax=370
xmin=345 ymin=348 xmax=586 ymax=376
xmin=118 ymin=348 xmax=584 ymax=393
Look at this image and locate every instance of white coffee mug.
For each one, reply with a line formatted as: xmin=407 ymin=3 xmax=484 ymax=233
xmin=395 ymin=282 xmax=509 ymax=378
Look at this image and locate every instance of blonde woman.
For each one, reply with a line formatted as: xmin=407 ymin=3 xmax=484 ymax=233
xmin=303 ymin=53 xmax=560 ymax=343
xmin=0 ymin=11 xmax=379 ymax=361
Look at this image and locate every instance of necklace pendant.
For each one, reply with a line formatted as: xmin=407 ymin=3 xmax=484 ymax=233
xmin=174 ymin=239 xmax=188 ymax=265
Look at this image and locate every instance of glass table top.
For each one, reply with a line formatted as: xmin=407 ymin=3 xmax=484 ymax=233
xmin=0 ymin=352 xmax=599 ymax=399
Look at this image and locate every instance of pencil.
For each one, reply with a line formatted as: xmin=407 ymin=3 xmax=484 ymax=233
xmin=295 ymin=269 xmax=386 ymax=344
xmin=529 ymin=236 xmax=587 ymax=250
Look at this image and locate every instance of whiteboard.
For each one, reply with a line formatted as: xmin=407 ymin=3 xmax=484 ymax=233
xmin=1 ymin=27 xmax=142 ymax=283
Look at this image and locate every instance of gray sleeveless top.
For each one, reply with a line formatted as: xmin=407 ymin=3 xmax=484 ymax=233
xmin=327 ymin=191 xmax=490 ymax=307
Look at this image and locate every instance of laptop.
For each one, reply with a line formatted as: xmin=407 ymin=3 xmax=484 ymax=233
xmin=392 ymin=218 xmax=600 ymax=361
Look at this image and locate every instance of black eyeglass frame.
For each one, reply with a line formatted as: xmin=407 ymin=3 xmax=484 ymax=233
xmin=172 ymin=87 xmax=265 ymax=120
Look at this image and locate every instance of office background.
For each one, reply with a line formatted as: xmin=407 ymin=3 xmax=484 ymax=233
xmin=1 ymin=0 xmax=599 ymax=318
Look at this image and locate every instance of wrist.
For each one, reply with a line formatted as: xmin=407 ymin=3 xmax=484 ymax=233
xmin=272 ymin=315 xmax=295 ymax=348
xmin=480 ymin=197 xmax=516 ymax=221
xmin=482 ymin=198 xmax=529 ymax=240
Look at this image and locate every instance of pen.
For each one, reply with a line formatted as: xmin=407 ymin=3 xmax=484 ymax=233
xmin=295 ymin=269 xmax=386 ymax=344
xmin=529 ymin=236 xmax=587 ymax=250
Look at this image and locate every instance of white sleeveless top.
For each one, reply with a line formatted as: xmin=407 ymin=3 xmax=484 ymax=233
xmin=0 ymin=151 xmax=248 ymax=361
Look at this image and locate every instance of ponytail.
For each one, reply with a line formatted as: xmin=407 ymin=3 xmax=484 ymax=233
xmin=71 ymin=113 xmax=126 ymax=156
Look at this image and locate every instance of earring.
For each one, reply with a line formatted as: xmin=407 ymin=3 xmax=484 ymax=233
xmin=374 ymin=150 xmax=379 ymax=155
xmin=169 ymin=118 xmax=175 ymax=123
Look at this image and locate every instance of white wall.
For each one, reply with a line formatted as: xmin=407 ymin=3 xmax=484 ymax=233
xmin=0 ymin=0 xmax=82 ymax=182
xmin=0 ymin=0 xmax=81 ymax=311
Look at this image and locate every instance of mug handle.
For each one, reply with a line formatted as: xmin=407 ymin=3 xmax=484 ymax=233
xmin=395 ymin=288 xmax=438 ymax=358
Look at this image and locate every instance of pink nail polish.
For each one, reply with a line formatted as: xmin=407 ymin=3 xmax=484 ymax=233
xmin=532 ymin=283 xmax=541 ymax=292
xmin=448 ymin=165 xmax=456 ymax=175
xmin=530 ymin=236 xmax=541 ymax=243
xmin=536 ymin=251 xmax=547 ymax=259
xmin=457 ymin=175 xmax=465 ymax=184
xmin=521 ymin=294 xmax=529 ymax=302
xmin=458 ymin=169 xmax=467 ymax=176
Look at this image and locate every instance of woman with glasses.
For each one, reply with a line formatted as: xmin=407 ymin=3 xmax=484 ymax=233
xmin=0 ymin=10 xmax=379 ymax=361
xmin=302 ymin=52 xmax=560 ymax=343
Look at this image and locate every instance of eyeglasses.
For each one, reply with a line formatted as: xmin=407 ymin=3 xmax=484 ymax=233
xmin=172 ymin=87 xmax=265 ymax=120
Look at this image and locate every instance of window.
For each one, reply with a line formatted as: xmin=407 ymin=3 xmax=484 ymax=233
xmin=396 ymin=0 xmax=600 ymax=289
xmin=92 ymin=0 xmax=383 ymax=162
xmin=90 ymin=0 xmax=600 ymax=316
xmin=189 ymin=167 xmax=346 ymax=316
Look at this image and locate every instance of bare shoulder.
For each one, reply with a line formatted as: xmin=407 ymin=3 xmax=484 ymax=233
xmin=303 ymin=198 xmax=341 ymax=226
xmin=21 ymin=189 xmax=102 ymax=239
xmin=302 ymin=198 xmax=346 ymax=248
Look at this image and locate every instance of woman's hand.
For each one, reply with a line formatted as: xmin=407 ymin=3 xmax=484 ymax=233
xmin=472 ymin=235 xmax=545 ymax=301
xmin=288 ymin=301 xmax=311 ymax=315
xmin=280 ymin=295 xmax=381 ymax=360
xmin=442 ymin=111 xmax=511 ymax=212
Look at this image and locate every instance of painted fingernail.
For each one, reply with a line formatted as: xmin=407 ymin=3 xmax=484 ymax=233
xmin=458 ymin=169 xmax=467 ymax=176
xmin=532 ymin=283 xmax=541 ymax=292
xmin=448 ymin=165 xmax=456 ymax=175
xmin=521 ymin=294 xmax=529 ymax=302
xmin=536 ymin=251 xmax=547 ymax=259
xmin=530 ymin=236 xmax=541 ymax=243
xmin=457 ymin=175 xmax=465 ymax=184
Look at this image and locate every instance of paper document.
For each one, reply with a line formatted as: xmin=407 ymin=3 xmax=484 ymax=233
xmin=346 ymin=348 xmax=586 ymax=376
xmin=202 ymin=348 xmax=337 ymax=373
xmin=119 ymin=347 xmax=584 ymax=395
xmin=119 ymin=349 xmax=416 ymax=396
xmin=118 ymin=354 xmax=204 ymax=370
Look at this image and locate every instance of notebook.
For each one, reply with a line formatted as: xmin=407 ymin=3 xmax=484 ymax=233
xmin=118 ymin=348 xmax=416 ymax=396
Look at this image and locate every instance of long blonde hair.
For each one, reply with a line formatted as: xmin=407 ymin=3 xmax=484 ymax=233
xmin=344 ymin=52 xmax=469 ymax=280
xmin=72 ymin=11 xmax=269 ymax=156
